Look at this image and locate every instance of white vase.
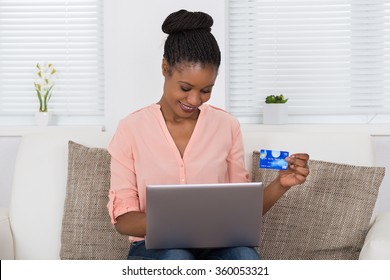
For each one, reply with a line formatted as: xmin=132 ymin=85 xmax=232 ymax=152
xmin=35 ymin=111 xmax=52 ymax=126
xmin=263 ymin=103 xmax=288 ymax=125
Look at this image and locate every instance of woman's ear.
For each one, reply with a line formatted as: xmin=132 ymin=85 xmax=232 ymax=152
xmin=162 ymin=58 xmax=169 ymax=76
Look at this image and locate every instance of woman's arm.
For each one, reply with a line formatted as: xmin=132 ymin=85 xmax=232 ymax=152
xmin=115 ymin=211 xmax=147 ymax=237
xmin=108 ymin=121 xmax=144 ymax=237
xmin=263 ymin=178 xmax=291 ymax=214
xmin=263 ymin=153 xmax=310 ymax=214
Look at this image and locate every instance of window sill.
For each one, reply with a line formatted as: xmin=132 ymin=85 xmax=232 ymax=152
xmin=0 ymin=125 xmax=105 ymax=137
xmin=241 ymin=123 xmax=390 ymax=136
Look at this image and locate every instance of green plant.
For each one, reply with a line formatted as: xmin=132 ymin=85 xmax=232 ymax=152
xmin=265 ymin=94 xmax=288 ymax=104
xmin=34 ymin=62 xmax=57 ymax=112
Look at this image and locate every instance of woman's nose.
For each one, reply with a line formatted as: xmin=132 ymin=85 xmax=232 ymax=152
xmin=187 ymin=91 xmax=202 ymax=106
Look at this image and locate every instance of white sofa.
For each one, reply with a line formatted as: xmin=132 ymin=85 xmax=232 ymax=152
xmin=1 ymin=128 xmax=390 ymax=260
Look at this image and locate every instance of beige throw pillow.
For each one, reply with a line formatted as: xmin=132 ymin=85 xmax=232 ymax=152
xmin=60 ymin=141 xmax=129 ymax=260
xmin=252 ymin=151 xmax=385 ymax=260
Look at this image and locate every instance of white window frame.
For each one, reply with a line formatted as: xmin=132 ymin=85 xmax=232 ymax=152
xmin=227 ymin=0 xmax=390 ymax=124
xmin=0 ymin=0 xmax=104 ymax=125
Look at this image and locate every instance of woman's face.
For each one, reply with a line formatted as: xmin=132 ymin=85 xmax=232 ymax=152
xmin=160 ymin=60 xmax=218 ymax=121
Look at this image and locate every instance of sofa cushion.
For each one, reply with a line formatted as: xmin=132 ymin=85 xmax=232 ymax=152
xmin=252 ymin=151 xmax=385 ymax=260
xmin=60 ymin=141 xmax=129 ymax=260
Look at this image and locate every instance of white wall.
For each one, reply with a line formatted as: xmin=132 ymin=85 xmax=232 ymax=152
xmin=104 ymin=0 xmax=227 ymax=133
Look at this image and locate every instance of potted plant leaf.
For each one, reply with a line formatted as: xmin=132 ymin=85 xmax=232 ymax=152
xmin=263 ymin=94 xmax=288 ymax=124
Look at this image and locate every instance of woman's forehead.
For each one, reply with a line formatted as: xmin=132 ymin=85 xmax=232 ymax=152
xmin=172 ymin=63 xmax=217 ymax=83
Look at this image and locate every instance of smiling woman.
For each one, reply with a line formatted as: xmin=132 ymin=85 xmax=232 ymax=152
xmin=158 ymin=9 xmax=221 ymax=124
xmin=160 ymin=63 xmax=217 ymax=121
xmin=159 ymin=63 xmax=218 ymax=157
xmin=107 ymin=9 xmax=310 ymax=260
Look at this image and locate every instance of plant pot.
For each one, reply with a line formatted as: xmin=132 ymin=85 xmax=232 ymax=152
xmin=263 ymin=103 xmax=288 ymax=125
xmin=35 ymin=111 xmax=52 ymax=126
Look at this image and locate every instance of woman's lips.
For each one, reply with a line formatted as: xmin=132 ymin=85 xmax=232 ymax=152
xmin=179 ymin=102 xmax=196 ymax=113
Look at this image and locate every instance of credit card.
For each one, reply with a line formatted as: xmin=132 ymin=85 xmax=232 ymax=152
xmin=259 ymin=149 xmax=289 ymax=170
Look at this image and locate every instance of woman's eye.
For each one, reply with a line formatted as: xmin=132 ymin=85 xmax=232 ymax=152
xmin=181 ymin=87 xmax=191 ymax=92
xmin=201 ymin=89 xmax=211 ymax=94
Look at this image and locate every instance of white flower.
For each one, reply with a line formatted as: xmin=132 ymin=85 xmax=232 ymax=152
xmin=34 ymin=62 xmax=57 ymax=112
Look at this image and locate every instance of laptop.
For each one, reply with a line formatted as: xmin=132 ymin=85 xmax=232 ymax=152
xmin=145 ymin=182 xmax=263 ymax=250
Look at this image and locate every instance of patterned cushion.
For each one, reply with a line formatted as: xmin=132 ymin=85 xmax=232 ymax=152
xmin=252 ymin=151 xmax=385 ymax=259
xmin=60 ymin=141 xmax=129 ymax=259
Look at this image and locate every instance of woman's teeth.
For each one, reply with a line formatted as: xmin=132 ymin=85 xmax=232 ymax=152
xmin=180 ymin=102 xmax=195 ymax=112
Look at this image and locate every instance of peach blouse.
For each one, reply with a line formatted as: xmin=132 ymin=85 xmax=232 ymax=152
xmin=107 ymin=103 xmax=249 ymax=241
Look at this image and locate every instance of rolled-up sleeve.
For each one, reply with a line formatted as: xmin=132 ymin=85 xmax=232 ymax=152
xmin=107 ymin=122 xmax=140 ymax=224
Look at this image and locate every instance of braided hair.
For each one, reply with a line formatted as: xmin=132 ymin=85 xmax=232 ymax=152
xmin=162 ymin=10 xmax=221 ymax=74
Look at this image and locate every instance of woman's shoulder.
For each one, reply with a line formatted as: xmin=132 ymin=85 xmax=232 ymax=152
xmin=114 ymin=105 xmax=160 ymax=137
xmin=202 ymin=104 xmax=239 ymax=124
xmin=119 ymin=104 xmax=159 ymax=125
xmin=201 ymin=104 xmax=241 ymax=135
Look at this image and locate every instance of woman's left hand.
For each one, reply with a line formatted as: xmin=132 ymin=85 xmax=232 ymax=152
xmin=279 ymin=153 xmax=310 ymax=188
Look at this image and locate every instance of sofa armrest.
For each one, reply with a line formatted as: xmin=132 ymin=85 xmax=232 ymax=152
xmin=359 ymin=212 xmax=390 ymax=260
xmin=0 ymin=208 xmax=14 ymax=259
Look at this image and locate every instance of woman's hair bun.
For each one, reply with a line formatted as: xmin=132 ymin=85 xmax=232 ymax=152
xmin=162 ymin=9 xmax=213 ymax=34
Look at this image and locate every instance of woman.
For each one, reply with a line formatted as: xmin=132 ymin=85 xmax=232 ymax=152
xmin=108 ymin=9 xmax=310 ymax=260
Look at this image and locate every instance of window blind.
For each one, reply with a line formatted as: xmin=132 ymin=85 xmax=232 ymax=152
xmin=228 ymin=0 xmax=390 ymax=123
xmin=0 ymin=0 xmax=104 ymax=125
